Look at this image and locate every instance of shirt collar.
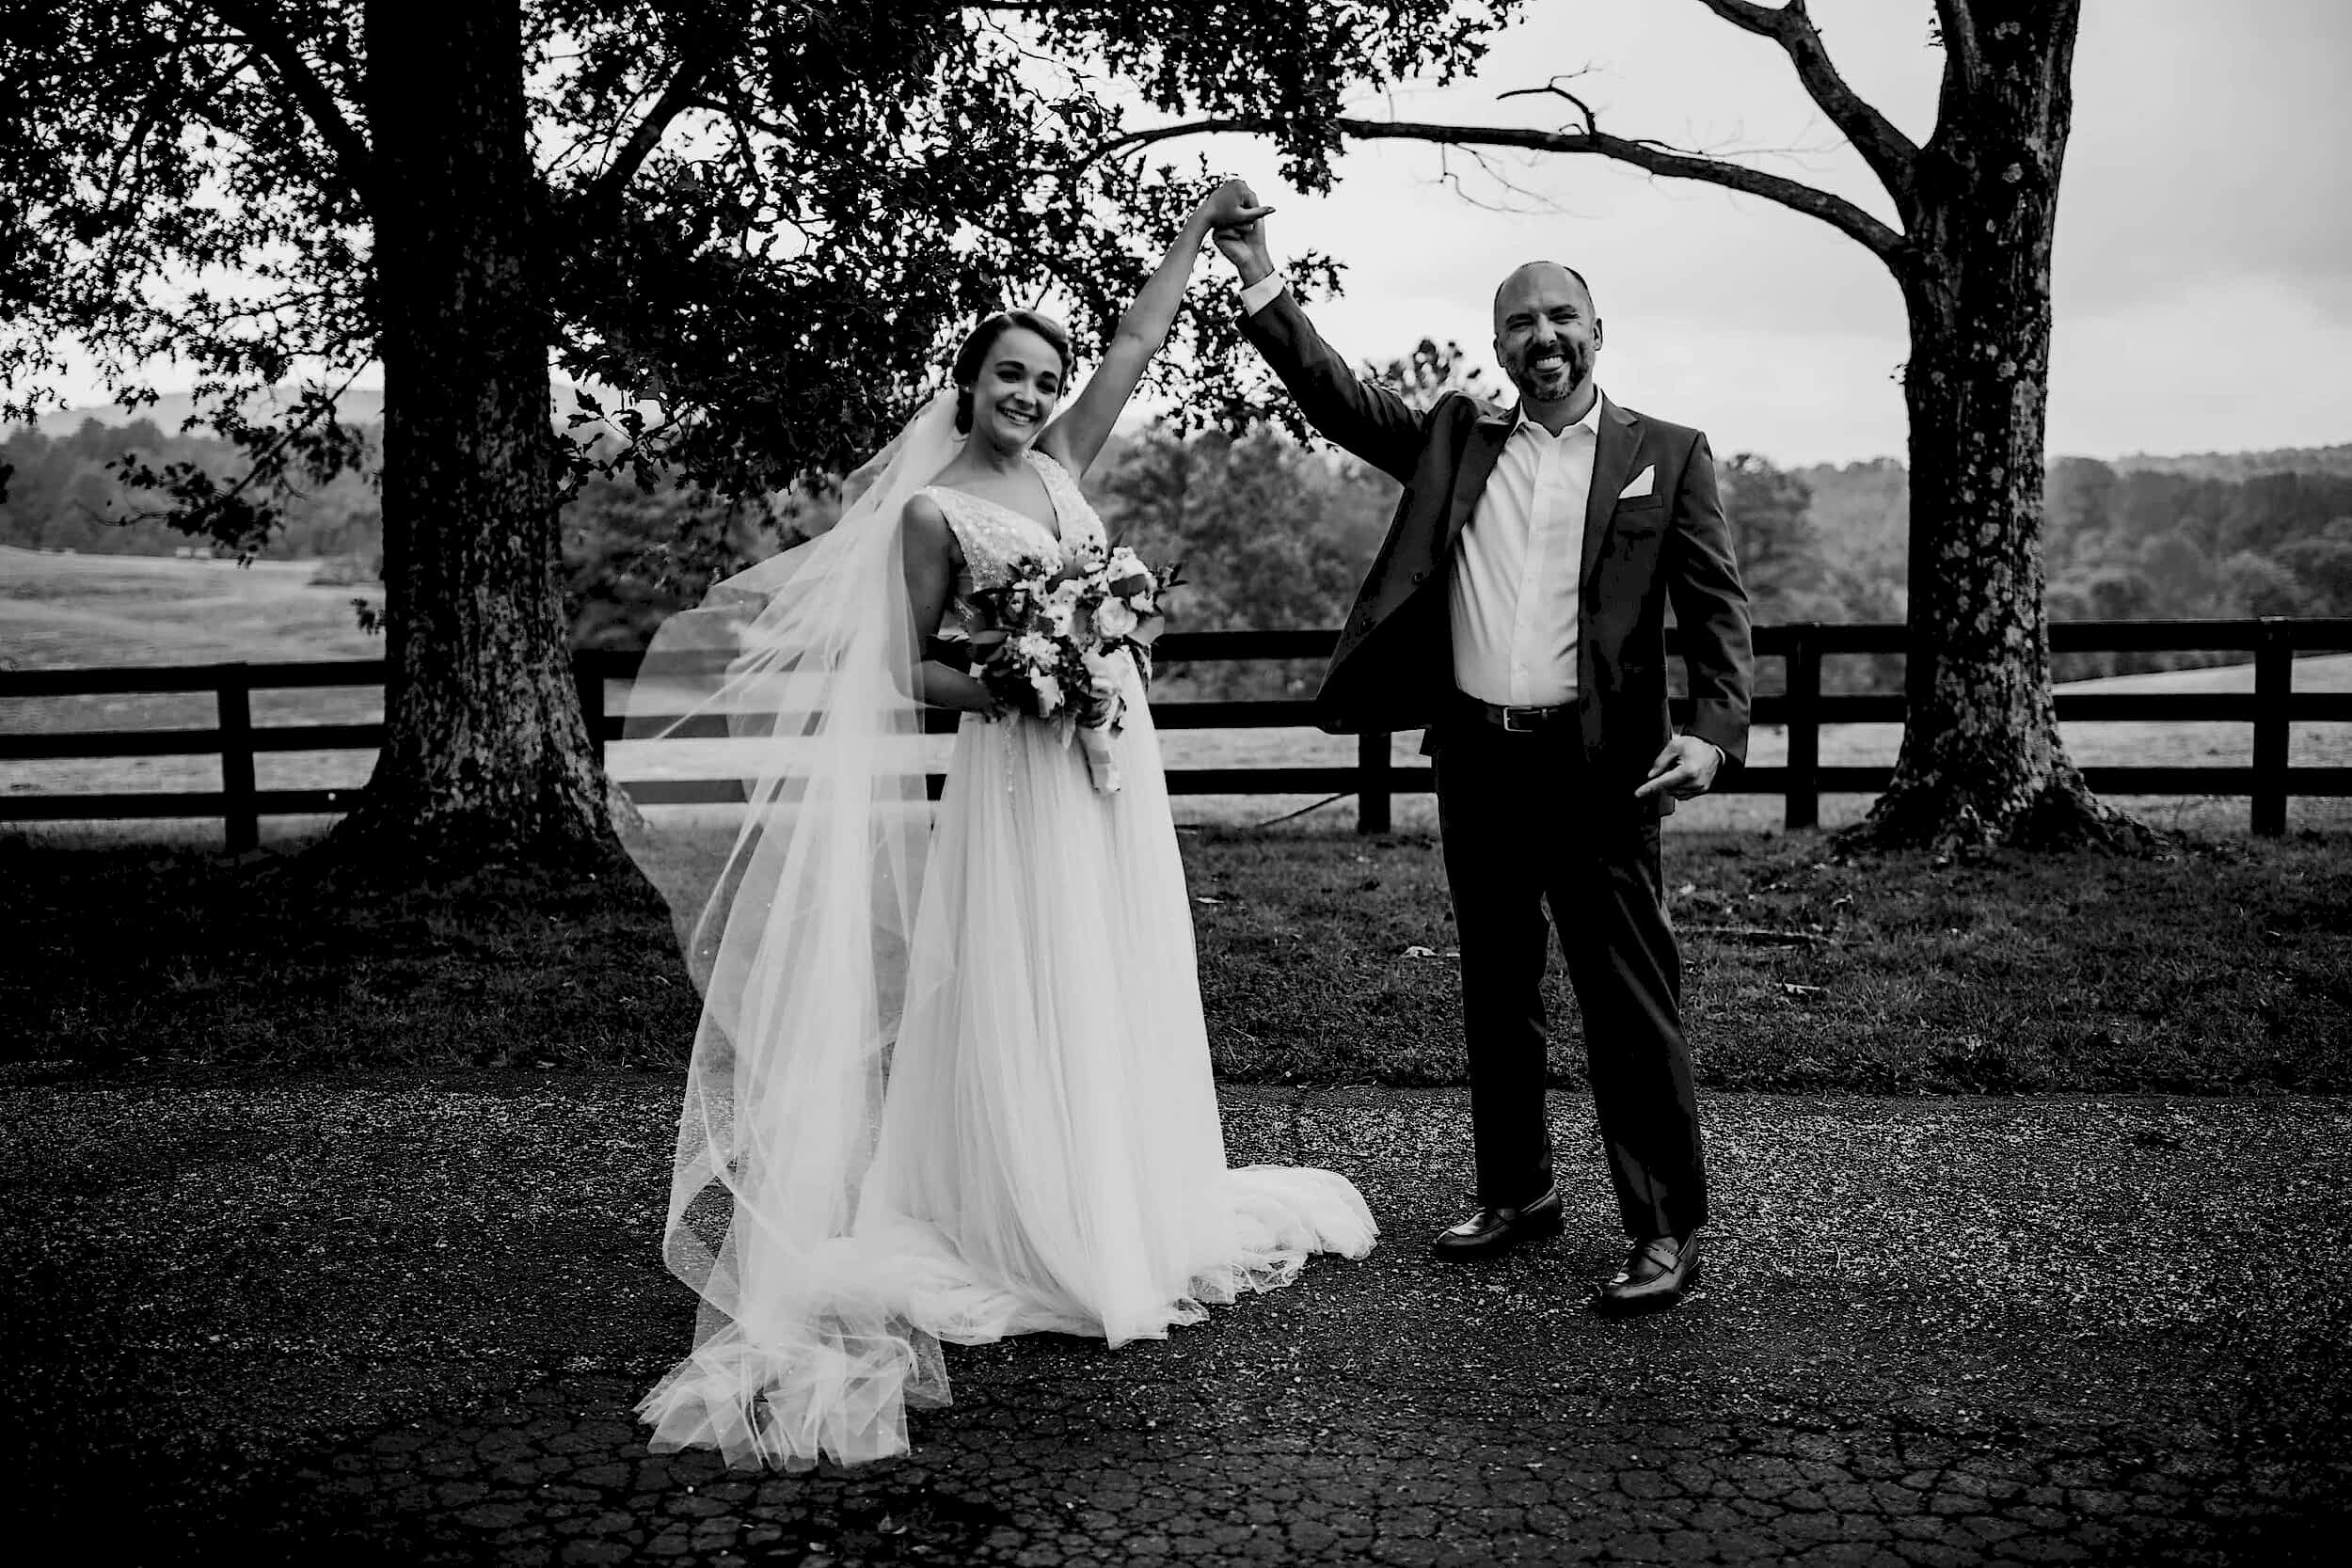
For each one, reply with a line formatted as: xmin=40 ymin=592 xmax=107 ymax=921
xmin=1509 ymin=388 xmax=1604 ymax=440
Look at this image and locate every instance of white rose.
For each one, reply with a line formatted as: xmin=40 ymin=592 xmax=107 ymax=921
xmin=1094 ymin=599 xmax=1138 ymax=640
xmin=1030 ymin=672 xmax=1064 ymax=712
xmin=1014 ymin=632 xmax=1057 ymax=667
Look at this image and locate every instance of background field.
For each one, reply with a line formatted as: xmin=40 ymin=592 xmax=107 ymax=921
xmin=6 ymin=543 xmax=2350 ymax=841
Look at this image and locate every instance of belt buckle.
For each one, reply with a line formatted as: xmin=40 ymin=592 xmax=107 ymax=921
xmin=1500 ymin=705 xmax=1539 ymax=734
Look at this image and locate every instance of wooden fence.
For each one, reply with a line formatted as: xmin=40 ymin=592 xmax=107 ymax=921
xmin=5 ymin=618 xmax=2350 ymax=848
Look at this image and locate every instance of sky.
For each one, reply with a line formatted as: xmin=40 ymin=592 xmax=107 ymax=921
xmin=1169 ymin=0 xmax=2352 ymax=465
xmin=27 ymin=1 xmax=2350 ymax=467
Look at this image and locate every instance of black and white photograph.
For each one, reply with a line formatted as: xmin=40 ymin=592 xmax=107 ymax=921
xmin=3 ymin=1 xmax=2347 ymax=1562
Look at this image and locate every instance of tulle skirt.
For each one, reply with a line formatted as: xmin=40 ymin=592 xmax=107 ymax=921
xmin=638 ymin=674 xmax=1377 ymax=1467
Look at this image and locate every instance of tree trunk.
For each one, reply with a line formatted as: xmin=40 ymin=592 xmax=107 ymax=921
xmin=1850 ymin=0 xmax=2150 ymax=853
xmin=332 ymin=1 xmax=614 ymax=869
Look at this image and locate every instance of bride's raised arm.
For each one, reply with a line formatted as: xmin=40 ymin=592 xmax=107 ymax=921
xmin=1041 ymin=180 xmax=1273 ymax=479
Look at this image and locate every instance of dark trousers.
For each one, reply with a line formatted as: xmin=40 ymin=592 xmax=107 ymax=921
xmin=1431 ymin=715 xmax=1708 ymax=1241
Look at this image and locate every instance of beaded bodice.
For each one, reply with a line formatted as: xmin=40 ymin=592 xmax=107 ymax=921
xmin=922 ymin=449 xmax=1107 ymax=594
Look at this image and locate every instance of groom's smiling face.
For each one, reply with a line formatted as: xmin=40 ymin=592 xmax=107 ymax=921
xmin=1493 ymin=262 xmax=1601 ymax=409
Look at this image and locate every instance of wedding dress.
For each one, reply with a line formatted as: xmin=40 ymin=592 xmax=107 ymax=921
xmin=622 ymin=397 xmax=1375 ymax=1470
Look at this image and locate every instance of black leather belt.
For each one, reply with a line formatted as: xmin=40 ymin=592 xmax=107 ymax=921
xmin=1454 ymin=693 xmax=1575 ymax=734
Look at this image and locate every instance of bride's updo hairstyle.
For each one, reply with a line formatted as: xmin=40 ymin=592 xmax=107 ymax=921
xmin=951 ymin=309 xmax=1073 ymax=436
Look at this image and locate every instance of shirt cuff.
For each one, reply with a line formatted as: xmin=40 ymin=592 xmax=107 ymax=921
xmin=1237 ymin=273 xmax=1288 ymax=316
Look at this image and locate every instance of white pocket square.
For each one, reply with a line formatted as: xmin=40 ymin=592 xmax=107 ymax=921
xmin=1617 ymin=466 xmax=1656 ymax=500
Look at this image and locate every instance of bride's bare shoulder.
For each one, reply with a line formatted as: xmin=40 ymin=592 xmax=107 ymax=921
xmin=900 ymin=490 xmax=962 ymax=564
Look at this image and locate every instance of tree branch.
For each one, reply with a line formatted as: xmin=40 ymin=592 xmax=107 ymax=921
xmin=1689 ymin=0 xmax=1917 ymax=207
xmin=1093 ymin=115 xmax=1909 ymax=269
xmin=210 ymin=1 xmax=373 ymax=207
xmin=1933 ymin=0 xmax=1987 ymax=91
xmin=570 ymin=43 xmax=722 ymax=214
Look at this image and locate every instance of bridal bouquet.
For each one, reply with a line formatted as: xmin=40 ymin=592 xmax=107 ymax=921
xmin=964 ymin=542 xmax=1174 ymax=794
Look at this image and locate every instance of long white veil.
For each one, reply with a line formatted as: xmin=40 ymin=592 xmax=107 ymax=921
xmin=617 ymin=389 xmax=961 ymax=1467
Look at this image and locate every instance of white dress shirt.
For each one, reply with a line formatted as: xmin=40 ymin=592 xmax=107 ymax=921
xmin=1237 ymin=272 xmax=1291 ymax=315
xmin=1449 ymin=403 xmax=1598 ymax=708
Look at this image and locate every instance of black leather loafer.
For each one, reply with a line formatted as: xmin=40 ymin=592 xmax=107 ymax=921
xmin=1430 ymin=1186 xmax=1565 ymax=1259
xmin=1594 ymin=1230 xmax=1702 ymax=1316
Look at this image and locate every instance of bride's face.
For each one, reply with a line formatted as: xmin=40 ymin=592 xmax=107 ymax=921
xmin=966 ymin=326 xmax=1065 ymax=451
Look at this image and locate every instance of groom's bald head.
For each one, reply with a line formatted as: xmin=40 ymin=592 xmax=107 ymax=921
xmin=1492 ymin=261 xmax=1595 ymax=330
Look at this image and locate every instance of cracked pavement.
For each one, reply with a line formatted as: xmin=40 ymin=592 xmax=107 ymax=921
xmin=2 ymin=1072 xmax=2345 ymax=1564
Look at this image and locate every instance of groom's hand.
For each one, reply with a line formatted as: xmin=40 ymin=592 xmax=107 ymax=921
xmin=1635 ymin=735 xmax=1723 ymax=807
xmin=1206 ymin=179 xmax=1276 ymax=288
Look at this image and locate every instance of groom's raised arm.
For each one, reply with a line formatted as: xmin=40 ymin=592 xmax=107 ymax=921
xmin=1214 ymin=198 xmax=1425 ymax=485
xmin=1234 ymin=286 xmax=1426 ymax=485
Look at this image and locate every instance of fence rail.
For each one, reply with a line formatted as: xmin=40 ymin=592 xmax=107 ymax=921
xmin=5 ymin=619 xmax=2350 ymax=847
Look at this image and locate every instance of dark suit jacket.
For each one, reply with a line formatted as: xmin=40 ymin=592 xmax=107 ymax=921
xmin=1241 ymin=289 xmax=1754 ymax=790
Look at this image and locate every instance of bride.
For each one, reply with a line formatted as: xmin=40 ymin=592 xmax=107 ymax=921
xmin=622 ymin=181 xmax=1377 ymax=1470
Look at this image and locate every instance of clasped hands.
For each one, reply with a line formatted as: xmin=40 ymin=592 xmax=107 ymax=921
xmin=1197 ymin=180 xmax=1275 ymax=284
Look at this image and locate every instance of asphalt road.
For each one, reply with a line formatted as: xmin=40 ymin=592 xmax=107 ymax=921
xmin=3 ymin=1069 xmax=2345 ymax=1564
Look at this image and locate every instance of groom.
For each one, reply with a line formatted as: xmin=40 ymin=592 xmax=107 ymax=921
xmin=1214 ymin=194 xmax=1752 ymax=1314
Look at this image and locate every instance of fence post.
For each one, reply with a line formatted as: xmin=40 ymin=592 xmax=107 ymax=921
xmin=1785 ymin=624 xmax=1821 ymax=832
xmin=217 ymin=664 xmax=259 ymax=853
xmin=2251 ymin=618 xmax=2291 ymax=837
xmin=1357 ymin=731 xmax=1391 ymax=834
xmin=575 ymin=656 xmax=608 ymax=768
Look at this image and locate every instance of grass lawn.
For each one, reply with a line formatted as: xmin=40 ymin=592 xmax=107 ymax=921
xmin=6 ymin=824 xmax=2345 ymax=1094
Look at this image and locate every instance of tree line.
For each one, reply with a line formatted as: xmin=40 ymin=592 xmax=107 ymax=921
xmin=0 ymin=417 xmax=380 ymax=561
xmin=12 ymin=407 xmax=2348 ymax=702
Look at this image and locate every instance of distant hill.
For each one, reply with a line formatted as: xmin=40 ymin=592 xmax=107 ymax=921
xmin=2106 ymin=445 xmax=2352 ymax=481
xmin=22 ymin=387 xmax=2345 ymax=478
xmin=19 ymin=387 xmax=386 ymax=436
xmin=13 ymin=379 xmax=618 ymax=436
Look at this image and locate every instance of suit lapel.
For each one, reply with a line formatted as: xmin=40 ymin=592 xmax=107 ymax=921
xmin=1439 ymin=409 xmax=1514 ymax=561
xmin=1581 ymin=395 xmax=1642 ymax=590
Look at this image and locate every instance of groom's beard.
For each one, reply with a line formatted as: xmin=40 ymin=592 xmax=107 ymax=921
xmin=1511 ymin=342 xmax=1593 ymax=404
